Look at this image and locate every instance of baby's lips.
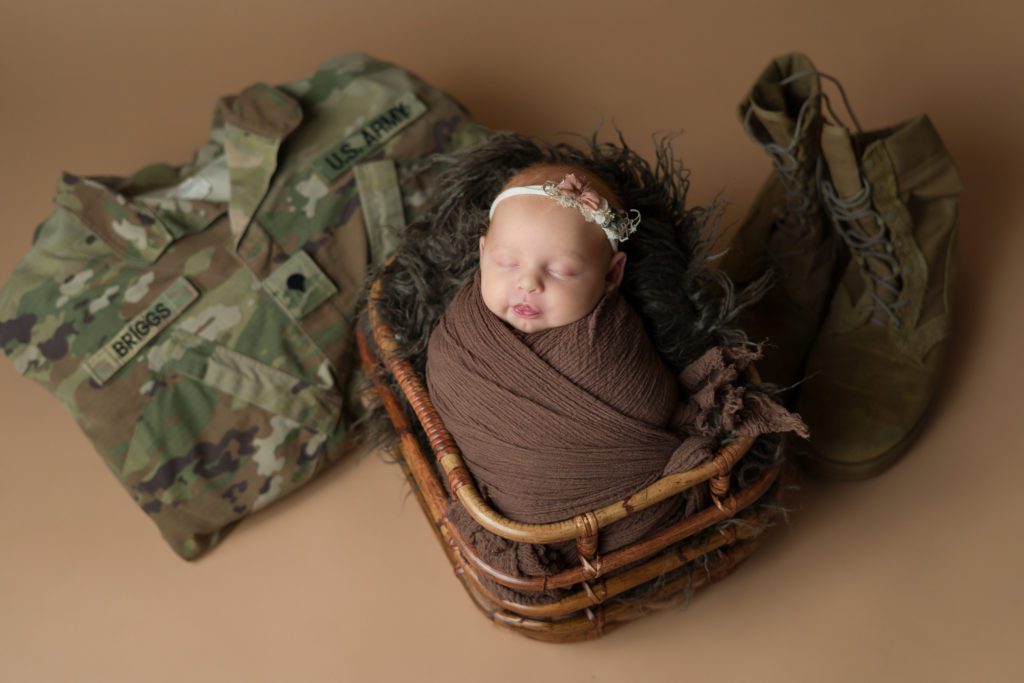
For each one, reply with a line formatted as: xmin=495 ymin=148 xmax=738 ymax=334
xmin=512 ymin=303 xmax=539 ymax=318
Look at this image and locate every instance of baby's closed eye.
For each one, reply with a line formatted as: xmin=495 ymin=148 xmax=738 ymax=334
xmin=492 ymin=254 xmax=519 ymax=268
xmin=549 ymin=260 xmax=582 ymax=277
xmin=548 ymin=268 xmax=578 ymax=279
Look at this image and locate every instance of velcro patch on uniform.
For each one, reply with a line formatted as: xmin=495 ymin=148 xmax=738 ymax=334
xmin=84 ymin=276 xmax=199 ymax=385
xmin=312 ymin=92 xmax=428 ymax=183
xmin=263 ymin=250 xmax=338 ymax=321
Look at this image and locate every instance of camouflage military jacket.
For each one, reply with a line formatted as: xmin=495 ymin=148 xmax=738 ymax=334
xmin=0 ymin=54 xmax=488 ymax=559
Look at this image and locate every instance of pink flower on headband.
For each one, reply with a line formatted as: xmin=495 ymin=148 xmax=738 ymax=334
xmin=555 ymin=174 xmax=602 ymax=212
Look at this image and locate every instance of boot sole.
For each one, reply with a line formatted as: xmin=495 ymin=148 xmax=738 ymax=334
xmin=788 ymin=402 xmax=933 ymax=481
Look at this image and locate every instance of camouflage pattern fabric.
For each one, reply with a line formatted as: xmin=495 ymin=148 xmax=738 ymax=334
xmin=0 ymin=53 xmax=489 ymax=559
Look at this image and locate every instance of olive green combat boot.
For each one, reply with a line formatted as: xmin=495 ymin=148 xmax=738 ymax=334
xmin=722 ymin=53 xmax=844 ymax=405
xmin=792 ymin=115 xmax=964 ymax=479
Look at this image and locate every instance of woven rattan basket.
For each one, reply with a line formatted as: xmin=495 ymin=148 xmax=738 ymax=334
xmin=358 ymin=276 xmax=790 ymax=643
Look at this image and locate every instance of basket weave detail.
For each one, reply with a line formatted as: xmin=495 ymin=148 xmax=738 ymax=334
xmin=359 ymin=275 xmax=789 ymax=642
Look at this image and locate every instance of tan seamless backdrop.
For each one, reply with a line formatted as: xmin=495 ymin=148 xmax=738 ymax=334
xmin=1 ymin=1 xmax=1022 ymax=681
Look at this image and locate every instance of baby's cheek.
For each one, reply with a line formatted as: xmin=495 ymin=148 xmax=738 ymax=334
xmin=479 ymin=281 xmax=505 ymax=317
xmin=571 ymin=281 xmax=606 ymax=318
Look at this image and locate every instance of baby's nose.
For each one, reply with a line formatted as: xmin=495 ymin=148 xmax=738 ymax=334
xmin=517 ymin=272 xmax=542 ymax=293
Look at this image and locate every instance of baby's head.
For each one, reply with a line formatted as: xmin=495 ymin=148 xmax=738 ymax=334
xmin=479 ymin=164 xmax=639 ymax=333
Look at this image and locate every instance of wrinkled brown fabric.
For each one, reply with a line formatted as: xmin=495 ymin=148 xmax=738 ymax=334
xmin=426 ymin=270 xmax=808 ymax=602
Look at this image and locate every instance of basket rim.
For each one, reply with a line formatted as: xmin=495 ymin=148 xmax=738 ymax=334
xmin=442 ymin=463 xmax=781 ymax=592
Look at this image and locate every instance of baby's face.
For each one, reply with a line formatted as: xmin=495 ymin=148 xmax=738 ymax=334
xmin=480 ymin=194 xmax=625 ymax=333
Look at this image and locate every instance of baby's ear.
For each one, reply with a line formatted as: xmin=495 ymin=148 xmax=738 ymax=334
xmin=605 ymin=251 xmax=627 ymax=293
xmin=479 ymin=235 xmax=486 ymax=259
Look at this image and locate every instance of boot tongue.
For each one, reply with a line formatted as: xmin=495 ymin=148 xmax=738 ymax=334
xmin=744 ymin=52 xmax=822 ymax=147
xmin=820 ymin=123 xmax=862 ymax=198
xmin=741 ymin=54 xmax=819 ymax=148
xmin=748 ymin=100 xmax=797 ymax=146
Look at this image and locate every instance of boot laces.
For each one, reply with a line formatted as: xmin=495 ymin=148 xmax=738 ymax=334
xmin=741 ymin=64 xmax=861 ymax=249
xmin=747 ymin=67 xmax=865 ymax=232
xmin=781 ymin=69 xmax=865 ymax=134
xmin=818 ymin=168 xmax=907 ymax=328
xmin=742 ymin=95 xmax=821 ymax=242
xmin=777 ymin=68 xmax=906 ymax=329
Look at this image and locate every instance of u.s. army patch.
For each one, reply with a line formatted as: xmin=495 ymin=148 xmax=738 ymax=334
xmin=312 ymin=92 xmax=428 ymax=183
xmin=84 ymin=276 xmax=199 ymax=385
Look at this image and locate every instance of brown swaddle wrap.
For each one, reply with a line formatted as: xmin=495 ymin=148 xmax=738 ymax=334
xmin=426 ymin=269 xmax=808 ymax=586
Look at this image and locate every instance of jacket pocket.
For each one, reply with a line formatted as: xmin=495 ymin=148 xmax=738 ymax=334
xmin=121 ymin=328 xmax=342 ymax=558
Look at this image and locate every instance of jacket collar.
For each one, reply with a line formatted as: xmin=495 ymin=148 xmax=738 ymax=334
xmin=214 ymin=83 xmax=303 ymax=246
xmin=52 ymin=83 xmax=304 ymax=262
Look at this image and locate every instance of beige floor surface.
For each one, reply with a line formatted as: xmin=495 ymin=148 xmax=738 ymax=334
xmin=1 ymin=1 xmax=1022 ymax=681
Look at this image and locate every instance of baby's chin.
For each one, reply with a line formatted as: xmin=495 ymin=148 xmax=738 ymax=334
xmin=504 ymin=315 xmax=550 ymax=333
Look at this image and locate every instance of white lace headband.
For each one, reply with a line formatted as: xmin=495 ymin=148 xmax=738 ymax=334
xmin=488 ymin=173 xmax=640 ymax=251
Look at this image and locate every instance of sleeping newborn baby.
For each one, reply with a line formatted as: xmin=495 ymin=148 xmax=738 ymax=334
xmin=425 ymin=161 xmax=807 ymax=580
xmin=426 ymin=163 xmax=699 ymax=560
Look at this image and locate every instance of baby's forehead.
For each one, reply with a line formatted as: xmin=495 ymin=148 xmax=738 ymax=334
xmin=488 ymin=229 xmax=609 ymax=272
xmin=491 ymin=229 xmax=591 ymax=259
